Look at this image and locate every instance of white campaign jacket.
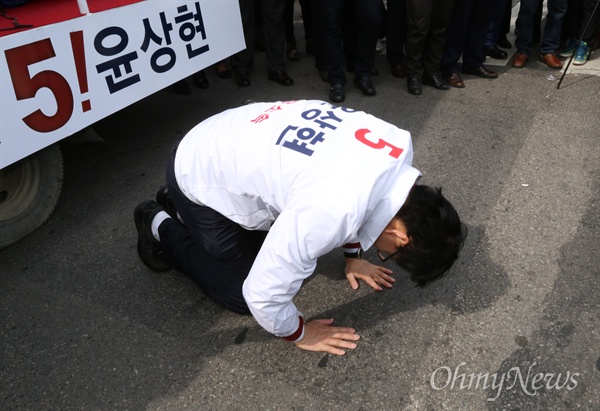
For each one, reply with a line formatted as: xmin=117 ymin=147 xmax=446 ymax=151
xmin=174 ymin=100 xmax=421 ymax=339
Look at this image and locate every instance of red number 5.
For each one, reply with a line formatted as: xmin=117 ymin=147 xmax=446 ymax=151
xmin=5 ymin=38 xmax=74 ymax=133
xmin=354 ymin=128 xmax=404 ymax=158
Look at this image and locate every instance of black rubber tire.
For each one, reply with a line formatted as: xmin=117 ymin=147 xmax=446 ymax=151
xmin=0 ymin=145 xmax=64 ymax=250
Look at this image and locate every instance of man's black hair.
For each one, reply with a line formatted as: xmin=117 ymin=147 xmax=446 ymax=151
xmin=393 ymin=184 xmax=467 ymax=287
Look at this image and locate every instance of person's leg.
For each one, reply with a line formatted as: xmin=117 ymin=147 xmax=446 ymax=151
xmin=580 ymin=0 xmax=600 ymax=41
xmin=310 ymin=0 xmax=325 ymax=73
xmin=573 ymin=0 xmax=600 ymax=64
xmin=540 ymin=0 xmax=568 ymax=54
xmin=299 ymin=0 xmax=314 ymax=51
xmin=283 ymin=0 xmax=296 ymax=43
xmin=423 ymin=0 xmax=454 ymax=75
xmin=462 ymin=0 xmax=492 ymax=69
xmin=262 ymin=0 xmax=287 ymax=71
xmin=485 ymin=0 xmax=510 ymax=48
xmin=231 ymin=0 xmax=256 ymax=72
xmin=160 ymin=150 xmax=267 ymax=313
xmin=341 ymin=0 xmax=358 ymax=70
xmin=353 ymin=0 xmax=383 ymax=76
xmin=533 ymin=0 xmax=544 ymax=43
xmin=283 ymin=0 xmax=300 ymax=60
xmin=405 ymin=0 xmax=434 ymax=76
xmin=321 ymin=0 xmax=346 ymax=86
xmin=386 ymin=0 xmax=407 ymax=67
xmin=515 ymin=0 xmax=540 ymax=54
xmin=561 ymin=0 xmax=583 ymax=45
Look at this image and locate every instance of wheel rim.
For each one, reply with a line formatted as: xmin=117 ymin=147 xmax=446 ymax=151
xmin=0 ymin=157 xmax=42 ymax=221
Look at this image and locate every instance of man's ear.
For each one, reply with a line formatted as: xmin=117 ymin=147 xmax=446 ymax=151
xmin=391 ymin=229 xmax=410 ymax=246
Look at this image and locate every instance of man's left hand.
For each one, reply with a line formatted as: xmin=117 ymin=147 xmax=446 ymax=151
xmin=344 ymin=258 xmax=395 ymax=291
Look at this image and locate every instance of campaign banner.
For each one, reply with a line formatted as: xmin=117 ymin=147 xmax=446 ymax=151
xmin=0 ymin=0 xmax=244 ymax=168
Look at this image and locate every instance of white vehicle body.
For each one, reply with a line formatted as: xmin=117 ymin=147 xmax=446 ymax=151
xmin=0 ymin=0 xmax=244 ymax=248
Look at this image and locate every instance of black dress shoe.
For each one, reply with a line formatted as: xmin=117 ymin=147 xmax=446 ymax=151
xmin=268 ymin=70 xmax=294 ymax=86
xmin=406 ymin=74 xmax=422 ymax=95
xmin=172 ymin=79 xmax=191 ymax=95
xmin=192 ymin=70 xmax=209 ymax=89
xmin=422 ymin=73 xmax=449 ymax=90
xmin=234 ymin=69 xmax=251 ymax=87
xmin=329 ymin=83 xmax=345 ymax=103
xmin=497 ymin=35 xmax=512 ymax=49
xmin=485 ymin=46 xmax=508 ymax=60
xmin=462 ymin=65 xmax=498 ymax=79
xmin=353 ymin=75 xmax=376 ymax=96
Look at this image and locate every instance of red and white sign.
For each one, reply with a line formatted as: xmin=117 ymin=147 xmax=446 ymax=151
xmin=0 ymin=0 xmax=244 ymax=168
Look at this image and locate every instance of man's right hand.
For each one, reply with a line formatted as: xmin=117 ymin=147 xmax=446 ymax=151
xmin=294 ymin=318 xmax=360 ymax=355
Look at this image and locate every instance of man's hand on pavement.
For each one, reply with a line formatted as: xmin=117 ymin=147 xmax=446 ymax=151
xmin=294 ymin=319 xmax=360 ymax=356
xmin=345 ymin=258 xmax=395 ymax=291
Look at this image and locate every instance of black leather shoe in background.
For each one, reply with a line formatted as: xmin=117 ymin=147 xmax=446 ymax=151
xmin=406 ymin=74 xmax=422 ymax=95
xmin=268 ymin=70 xmax=294 ymax=86
xmin=422 ymin=73 xmax=449 ymax=90
xmin=485 ymin=46 xmax=508 ymax=60
xmin=192 ymin=71 xmax=209 ymax=89
xmin=353 ymin=75 xmax=376 ymax=96
xmin=328 ymin=83 xmax=345 ymax=103
xmin=234 ymin=69 xmax=251 ymax=87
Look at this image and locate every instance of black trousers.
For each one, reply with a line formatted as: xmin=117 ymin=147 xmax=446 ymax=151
xmin=159 ymin=147 xmax=268 ymax=314
xmin=404 ymin=0 xmax=455 ymax=76
xmin=580 ymin=0 xmax=600 ymax=41
xmin=441 ymin=0 xmax=492 ymax=74
xmin=283 ymin=0 xmax=312 ymax=43
xmin=386 ymin=0 xmax=407 ymax=66
xmin=231 ymin=0 xmax=286 ymax=72
xmin=320 ymin=0 xmax=383 ymax=85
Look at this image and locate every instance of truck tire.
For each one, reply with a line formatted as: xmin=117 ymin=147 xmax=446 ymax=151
xmin=0 ymin=145 xmax=64 ymax=250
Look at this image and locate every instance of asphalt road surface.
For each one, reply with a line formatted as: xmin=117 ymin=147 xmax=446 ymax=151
xmin=1 ymin=19 xmax=599 ymax=411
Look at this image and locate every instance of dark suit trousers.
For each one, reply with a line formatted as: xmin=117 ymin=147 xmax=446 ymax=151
xmin=386 ymin=0 xmax=407 ymax=66
xmin=320 ymin=0 xmax=382 ymax=85
xmin=231 ymin=0 xmax=286 ymax=72
xmin=405 ymin=0 xmax=455 ymax=76
xmin=159 ymin=147 xmax=268 ymax=314
xmin=442 ymin=0 xmax=492 ymax=74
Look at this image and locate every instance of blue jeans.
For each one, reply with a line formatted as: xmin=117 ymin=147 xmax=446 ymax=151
xmin=515 ymin=0 xmax=568 ymax=54
xmin=485 ymin=0 xmax=511 ymax=48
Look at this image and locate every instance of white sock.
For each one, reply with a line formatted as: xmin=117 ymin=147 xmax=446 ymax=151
xmin=151 ymin=211 xmax=171 ymax=240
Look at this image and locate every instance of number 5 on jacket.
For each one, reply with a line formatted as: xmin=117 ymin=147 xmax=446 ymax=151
xmin=354 ymin=128 xmax=404 ymax=159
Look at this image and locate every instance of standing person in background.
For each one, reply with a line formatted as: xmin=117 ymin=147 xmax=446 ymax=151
xmin=386 ymin=0 xmax=408 ymax=79
xmin=512 ymin=0 xmax=568 ymax=69
xmin=441 ymin=0 xmax=498 ymax=89
xmin=498 ymin=0 xmax=513 ymax=49
xmin=484 ymin=0 xmax=512 ymax=60
xmin=231 ymin=0 xmax=294 ymax=87
xmin=404 ymin=0 xmax=455 ymax=95
xmin=320 ymin=0 xmax=383 ymax=102
xmin=283 ymin=0 xmax=314 ymax=61
xmin=572 ymin=0 xmax=600 ymax=65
